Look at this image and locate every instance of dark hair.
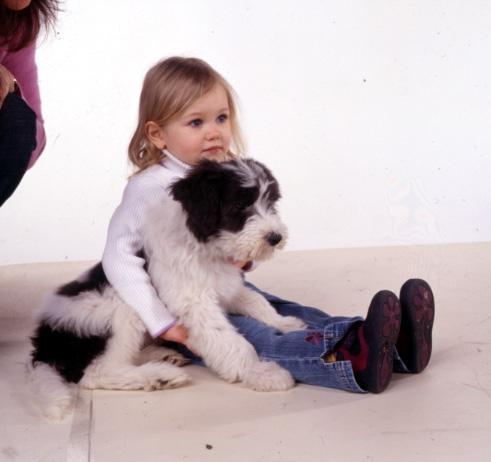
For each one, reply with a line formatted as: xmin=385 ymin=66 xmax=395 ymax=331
xmin=0 ymin=0 xmax=60 ymax=51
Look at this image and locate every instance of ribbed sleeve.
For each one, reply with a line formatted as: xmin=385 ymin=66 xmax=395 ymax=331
xmin=102 ymin=163 xmax=185 ymax=337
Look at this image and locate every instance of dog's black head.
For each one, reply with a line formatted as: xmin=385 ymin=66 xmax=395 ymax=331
xmin=170 ymin=158 xmax=281 ymax=242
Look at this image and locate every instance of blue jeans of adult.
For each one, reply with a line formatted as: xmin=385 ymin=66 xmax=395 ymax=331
xmin=174 ymin=281 xmax=411 ymax=393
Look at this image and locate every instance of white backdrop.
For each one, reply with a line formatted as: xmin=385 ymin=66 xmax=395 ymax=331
xmin=1 ymin=0 xmax=490 ymax=265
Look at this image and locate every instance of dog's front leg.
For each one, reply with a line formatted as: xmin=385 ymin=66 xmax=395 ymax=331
xmin=184 ymin=305 xmax=257 ymax=383
xmin=182 ymin=300 xmax=294 ymax=391
xmin=228 ymin=285 xmax=307 ymax=333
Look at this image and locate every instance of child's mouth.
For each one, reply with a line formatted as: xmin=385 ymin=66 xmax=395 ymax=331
xmin=202 ymin=147 xmax=222 ymax=155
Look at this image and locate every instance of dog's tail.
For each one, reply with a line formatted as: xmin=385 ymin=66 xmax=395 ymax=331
xmin=26 ymin=361 xmax=77 ymax=421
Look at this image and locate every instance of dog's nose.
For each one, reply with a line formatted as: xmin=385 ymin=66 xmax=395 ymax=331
xmin=266 ymin=232 xmax=282 ymax=246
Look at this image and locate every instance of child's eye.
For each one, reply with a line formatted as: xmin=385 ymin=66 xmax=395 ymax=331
xmin=189 ymin=119 xmax=203 ymax=127
xmin=217 ymin=114 xmax=228 ymax=124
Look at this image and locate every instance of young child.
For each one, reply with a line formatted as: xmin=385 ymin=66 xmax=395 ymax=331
xmin=102 ymin=56 xmax=435 ymax=394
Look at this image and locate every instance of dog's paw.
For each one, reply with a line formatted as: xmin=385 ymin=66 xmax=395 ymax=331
xmin=138 ymin=345 xmax=190 ymax=367
xmin=243 ymin=361 xmax=295 ymax=392
xmin=162 ymin=352 xmax=191 ymax=367
xmin=273 ymin=315 xmax=307 ymax=333
xmin=143 ymin=362 xmax=191 ymax=391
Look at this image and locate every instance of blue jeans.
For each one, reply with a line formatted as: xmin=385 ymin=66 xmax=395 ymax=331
xmin=176 ymin=282 xmax=410 ymax=393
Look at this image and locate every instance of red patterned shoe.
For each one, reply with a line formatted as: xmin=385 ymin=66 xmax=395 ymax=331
xmin=397 ymin=279 xmax=435 ymax=373
xmin=336 ymin=291 xmax=401 ymax=393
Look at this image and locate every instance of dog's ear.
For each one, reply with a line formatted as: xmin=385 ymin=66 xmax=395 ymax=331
xmin=170 ymin=160 xmax=228 ymax=242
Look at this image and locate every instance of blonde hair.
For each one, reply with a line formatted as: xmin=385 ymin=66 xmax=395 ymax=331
xmin=128 ymin=56 xmax=245 ymax=172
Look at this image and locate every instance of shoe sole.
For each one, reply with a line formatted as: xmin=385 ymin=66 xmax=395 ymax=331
xmin=398 ymin=279 xmax=435 ymax=373
xmin=360 ymin=290 xmax=401 ymax=393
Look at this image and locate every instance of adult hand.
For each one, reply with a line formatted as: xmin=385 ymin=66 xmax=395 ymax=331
xmin=0 ymin=64 xmax=17 ymax=108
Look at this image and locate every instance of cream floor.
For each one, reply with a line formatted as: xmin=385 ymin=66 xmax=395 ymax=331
xmin=0 ymin=243 xmax=490 ymax=462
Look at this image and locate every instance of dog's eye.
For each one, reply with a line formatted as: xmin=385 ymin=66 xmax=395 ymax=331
xmin=229 ymin=187 xmax=258 ymax=213
xmin=230 ymin=199 xmax=249 ymax=212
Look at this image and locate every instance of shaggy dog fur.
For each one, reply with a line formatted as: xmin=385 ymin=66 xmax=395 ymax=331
xmin=28 ymin=158 xmax=305 ymax=420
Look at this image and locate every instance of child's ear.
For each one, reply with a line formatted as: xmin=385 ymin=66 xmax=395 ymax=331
xmin=145 ymin=121 xmax=166 ymax=149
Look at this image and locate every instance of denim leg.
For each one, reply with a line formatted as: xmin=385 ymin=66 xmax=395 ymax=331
xmin=228 ymin=314 xmax=365 ymax=393
xmin=240 ymin=282 xmax=365 ymax=392
xmin=247 ymin=282 xmax=412 ymax=373
xmin=244 ymin=281 xmax=362 ymax=330
xmin=172 ymin=282 xmax=365 ymax=393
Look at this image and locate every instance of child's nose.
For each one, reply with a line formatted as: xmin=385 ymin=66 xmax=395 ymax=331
xmin=206 ymin=126 xmax=220 ymax=140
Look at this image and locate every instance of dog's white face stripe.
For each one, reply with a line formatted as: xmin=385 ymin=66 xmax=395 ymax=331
xmin=257 ymin=181 xmax=276 ymax=212
xmin=204 ymin=159 xmax=288 ymax=261
xmin=232 ymin=159 xmax=281 ymax=214
xmin=231 ymin=161 xmax=258 ymax=188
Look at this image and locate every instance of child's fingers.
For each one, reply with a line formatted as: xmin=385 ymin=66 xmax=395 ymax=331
xmin=160 ymin=324 xmax=189 ymax=344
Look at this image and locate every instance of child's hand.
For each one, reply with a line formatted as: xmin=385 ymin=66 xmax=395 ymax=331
xmin=160 ymin=324 xmax=189 ymax=344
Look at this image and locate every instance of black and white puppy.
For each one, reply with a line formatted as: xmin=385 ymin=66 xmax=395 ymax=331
xmin=28 ymin=159 xmax=305 ymax=420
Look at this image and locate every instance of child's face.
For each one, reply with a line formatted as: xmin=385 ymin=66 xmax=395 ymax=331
xmin=159 ymin=84 xmax=232 ymax=166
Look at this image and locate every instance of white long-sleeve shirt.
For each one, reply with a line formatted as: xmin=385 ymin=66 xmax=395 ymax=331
xmin=102 ymin=150 xmax=191 ymax=337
